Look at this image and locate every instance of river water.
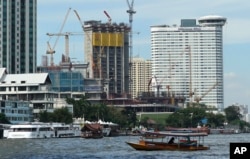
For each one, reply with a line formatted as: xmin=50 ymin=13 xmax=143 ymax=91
xmin=0 ymin=133 xmax=249 ymax=159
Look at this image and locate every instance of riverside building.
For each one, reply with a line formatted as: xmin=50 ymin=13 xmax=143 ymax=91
xmin=0 ymin=0 xmax=37 ymax=74
xmin=151 ymin=15 xmax=226 ymax=110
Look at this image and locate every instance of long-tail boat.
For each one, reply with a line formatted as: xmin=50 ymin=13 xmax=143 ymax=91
xmin=126 ymin=131 xmax=209 ymax=151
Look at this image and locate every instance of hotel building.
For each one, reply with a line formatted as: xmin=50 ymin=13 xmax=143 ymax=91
xmin=151 ymin=15 xmax=226 ymax=109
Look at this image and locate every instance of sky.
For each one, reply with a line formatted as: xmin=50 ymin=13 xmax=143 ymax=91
xmin=37 ymin=0 xmax=250 ymax=108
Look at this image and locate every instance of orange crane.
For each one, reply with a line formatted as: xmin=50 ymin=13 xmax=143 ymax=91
xmin=46 ymin=8 xmax=71 ymax=66
xmin=194 ymin=82 xmax=219 ymax=104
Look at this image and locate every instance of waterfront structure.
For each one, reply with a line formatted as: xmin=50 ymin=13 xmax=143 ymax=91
xmin=131 ymin=58 xmax=151 ymax=98
xmin=0 ymin=0 xmax=37 ymax=74
xmin=37 ymin=61 xmax=103 ymax=104
xmin=0 ymin=68 xmax=56 ymax=119
xmin=151 ymin=15 xmax=227 ymax=109
xmin=83 ymin=20 xmax=130 ymax=98
xmin=0 ymin=100 xmax=33 ymax=124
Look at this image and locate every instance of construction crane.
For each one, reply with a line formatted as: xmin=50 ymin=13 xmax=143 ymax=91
xmin=46 ymin=32 xmax=84 ymax=63
xmin=150 ymin=50 xmax=186 ymax=97
xmin=147 ymin=75 xmax=159 ymax=94
xmin=46 ymin=8 xmax=71 ymax=66
xmin=185 ymin=46 xmax=193 ymax=104
xmin=73 ymin=9 xmax=94 ymax=77
xmin=194 ymin=82 xmax=219 ymax=104
xmin=104 ymin=10 xmax=112 ymax=25
xmin=126 ymin=0 xmax=136 ymax=96
xmin=73 ymin=10 xmax=85 ymax=31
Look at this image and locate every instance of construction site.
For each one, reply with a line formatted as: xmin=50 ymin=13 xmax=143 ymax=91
xmin=38 ymin=1 xmax=187 ymax=114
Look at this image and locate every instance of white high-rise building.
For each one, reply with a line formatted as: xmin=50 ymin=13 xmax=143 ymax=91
xmin=151 ymin=15 xmax=226 ymax=109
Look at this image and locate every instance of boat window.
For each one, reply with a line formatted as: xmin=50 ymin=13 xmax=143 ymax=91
xmin=39 ymin=127 xmax=52 ymax=131
xmin=54 ymin=127 xmax=69 ymax=130
xmin=12 ymin=128 xmax=37 ymax=132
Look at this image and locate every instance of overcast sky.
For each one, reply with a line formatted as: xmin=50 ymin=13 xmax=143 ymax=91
xmin=37 ymin=0 xmax=250 ymax=108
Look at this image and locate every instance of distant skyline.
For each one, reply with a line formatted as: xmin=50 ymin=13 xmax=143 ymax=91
xmin=37 ymin=0 xmax=250 ymax=108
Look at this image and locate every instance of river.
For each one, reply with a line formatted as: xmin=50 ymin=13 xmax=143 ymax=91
xmin=0 ymin=133 xmax=249 ymax=159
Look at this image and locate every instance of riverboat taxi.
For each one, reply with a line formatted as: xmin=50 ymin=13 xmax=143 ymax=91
xmin=126 ymin=131 xmax=209 ymax=151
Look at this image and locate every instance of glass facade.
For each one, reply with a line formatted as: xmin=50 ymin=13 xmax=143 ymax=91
xmin=49 ymin=71 xmax=84 ymax=92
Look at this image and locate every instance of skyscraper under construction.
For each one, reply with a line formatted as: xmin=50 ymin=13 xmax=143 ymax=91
xmin=83 ymin=20 xmax=130 ymax=97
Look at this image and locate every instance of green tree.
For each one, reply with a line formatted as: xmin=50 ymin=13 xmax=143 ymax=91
xmin=166 ymin=107 xmax=207 ymax=127
xmin=121 ymin=108 xmax=137 ymax=128
xmin=38 ymin=108 xmax=73 ymax=124
xmin=224 ymin=105 xmax=242 ymax=123
xmin=53 ymin=107 xmax=73 ymax=124
xmin=0 ymin=113 xmax=10 ymax=124
xmin=66 ymin=95 xmax=91 ymax=118
xmin=205 ymin=112 xmax=225 ymax=128
xmin=38 ymin=110 xmax=54 ymax=122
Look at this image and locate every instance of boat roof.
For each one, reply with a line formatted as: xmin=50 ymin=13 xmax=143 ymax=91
xmin=143 ymin=131 xmax=208 ymax=137
xmin=9 ymin=124 xmax=50 ymax=128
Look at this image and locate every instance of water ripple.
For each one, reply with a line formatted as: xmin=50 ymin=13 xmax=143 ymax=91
xmin=1 ymin=134 xmax=249 ymax=159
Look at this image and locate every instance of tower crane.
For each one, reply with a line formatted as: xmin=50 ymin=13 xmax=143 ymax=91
xmin=104 ymin=10 xmax=112 ymax=25
xmin=186 ymin=46 xmax=193 ymax=104
xmin=126 ymin=0 xmax=136 ymax=95
xmin=46 ymin=32 xmax=84 ymax=63
xmin=194 ymin=82 xmax=219 ymax=104
xmin=46 ymin=8 xmax=71 ymax=66
xmin=73 ymin=9 xmax=97 ymax=78
xmin=73 ymin=10 xmax=85 ymax=31
xmin=149 ymin=50 xmax=186 ymax=97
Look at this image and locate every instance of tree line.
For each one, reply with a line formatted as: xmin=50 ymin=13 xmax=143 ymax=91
xmin=1 ymin=95 xmax=249 ymax=132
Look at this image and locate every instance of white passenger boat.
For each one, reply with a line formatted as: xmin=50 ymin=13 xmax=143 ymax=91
xmin=7 ymin=124 xmax=54 ymax=139
xmin=52 ymin=123 xmax=81 ymax=138
xmin=6 ymin=122 xmax=81 ymax=139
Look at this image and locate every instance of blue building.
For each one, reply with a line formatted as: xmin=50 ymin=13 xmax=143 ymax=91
xmin=0 ymin=100 xmax=33 ymax=124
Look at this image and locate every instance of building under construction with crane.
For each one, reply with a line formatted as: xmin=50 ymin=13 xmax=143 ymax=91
xmin=38 ymin=3 xmax=186 ymax=114
xmin=83 ymin=20 xmax=130 ymax=99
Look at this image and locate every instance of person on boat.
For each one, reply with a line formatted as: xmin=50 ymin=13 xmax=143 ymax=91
xmin=168 ymin=137 xmax=175 ymax=144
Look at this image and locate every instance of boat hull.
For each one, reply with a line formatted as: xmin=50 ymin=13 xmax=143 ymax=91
xmin=126 ymin=140 xmax=209 ymax=151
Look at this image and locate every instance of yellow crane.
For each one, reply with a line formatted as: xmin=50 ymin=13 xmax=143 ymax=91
xmin=46 ymin=8 xmax=71 ymax=66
